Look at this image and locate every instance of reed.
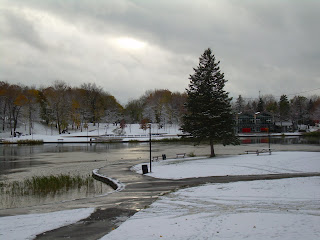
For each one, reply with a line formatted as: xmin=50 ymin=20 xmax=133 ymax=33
xmin=17 ymin=139 xmax=43 ymax=145
xmin=0 ymin=174 xmax=93 ymax=196
xmin=302 ymin=131 xmax=320 ymax=138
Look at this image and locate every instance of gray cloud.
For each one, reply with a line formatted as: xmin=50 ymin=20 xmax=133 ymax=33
xmin=0 ymin=0 xmax=319 ymax=104
xmin=0 ymin=9 xmax=46 ymax=50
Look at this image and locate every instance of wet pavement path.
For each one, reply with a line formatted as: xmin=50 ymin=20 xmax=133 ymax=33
xmin=34 ymin=157 xmax=320 ymax=240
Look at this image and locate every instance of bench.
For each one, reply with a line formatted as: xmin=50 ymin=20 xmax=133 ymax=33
xmin=152 ymin=156 xmax=159 ymax=161
xmin=176 ymin=153 xmax=186 ymax=158
xmin=58 ymin=139 xmax=64 ymax=143
xmin=245 ymin=149 xmax=272 ymax=156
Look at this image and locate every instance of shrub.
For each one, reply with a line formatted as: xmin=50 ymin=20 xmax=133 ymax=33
xmin=188 ymin=152 xmax=196 ymax=157
xmin=302 ymin=131 xmax=320 ymax=138
xmin=17 ymin=139 xmax=43 ymax=145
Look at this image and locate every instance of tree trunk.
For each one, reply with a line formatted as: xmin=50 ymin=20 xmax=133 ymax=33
xmin=210 ymin=139 xmax=216 ymax=157
xmin=13 ymin=106 xmax=21 ymax=134
xmin=29 ymin=105 xmax=32 ymax=135
xmin=2 ymin=103 xmax=7 ymax=131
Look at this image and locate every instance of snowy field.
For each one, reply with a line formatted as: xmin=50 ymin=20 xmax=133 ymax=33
xmin=0 ymin=208 xmax=95 ymax=240
xmin=132 ymin=151 xmax=320 ymax=179
xmin=2 ymin=123 xmax=182 ymax=143
xmin=0 ymin=152 xmax=319 ymax=239
xmin=102 ymin=177 xmax=320 ymax=240
xmin=105 ymin=151 xmax=320 ymax=239
xmin=2 ymin=122 xmax=315 ymax=143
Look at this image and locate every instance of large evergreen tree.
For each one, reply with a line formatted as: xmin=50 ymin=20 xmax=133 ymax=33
xmin=181 ymin=48 xmax=239 ymax=157
xmin=279 ymin=95 xmax=290 ymax=122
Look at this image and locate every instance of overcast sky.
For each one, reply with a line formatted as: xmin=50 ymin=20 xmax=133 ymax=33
xmin=1 ymin=0 xmax=319 ymax=104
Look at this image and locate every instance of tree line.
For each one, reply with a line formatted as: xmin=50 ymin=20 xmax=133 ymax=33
xmin=234 ymin=94 xmax=320 ymax=127
xmin=0 ymin=81 xmax=186 ymax=135
xmin=0 ymin=80 xmax=319 ymax=136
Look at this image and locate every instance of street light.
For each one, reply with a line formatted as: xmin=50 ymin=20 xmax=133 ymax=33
xmin=148 ymin=123 xmax=152 ymax=172
xmin=266 ymin=119 xmax=271 ymax=154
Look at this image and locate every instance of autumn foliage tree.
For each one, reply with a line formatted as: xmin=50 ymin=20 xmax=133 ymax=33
xmin=23 ymin=88 xmax=39 ymax=135
xmin=1 ymin=79 xmax=319 ymax=136
xmin=134 ymin=89 xmax=186 ymax=127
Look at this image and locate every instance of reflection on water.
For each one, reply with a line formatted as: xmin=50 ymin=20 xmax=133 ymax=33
xmin=240 ymin=136 xmax=320 ymax=145
xmin=0 ymin=143 xmax=139 ymax=175
xmin=0 ymin=179 xmax=111 ymax=209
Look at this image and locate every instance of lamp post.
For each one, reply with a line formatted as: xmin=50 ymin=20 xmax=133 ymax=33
xmin=148 ymin=123 xmax=152 ymax=172
xmin=266 ymin=119 xmax=271 ymax=154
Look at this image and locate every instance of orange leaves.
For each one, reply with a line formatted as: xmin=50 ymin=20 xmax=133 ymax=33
xmin=72 ymin=99 xmax=80 ymax=110
xmin=14 ymin=94 xmax=28 ymax=106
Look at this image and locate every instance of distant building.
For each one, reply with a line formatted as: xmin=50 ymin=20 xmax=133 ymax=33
xmin=235 ymin=112 xmax=273 ymax=133
xmin=274 ymin=121 xmax=293 ymax=133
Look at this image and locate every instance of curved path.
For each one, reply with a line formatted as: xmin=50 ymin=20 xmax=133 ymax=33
xmin=36 ymin=158 xmax=320 ymax=240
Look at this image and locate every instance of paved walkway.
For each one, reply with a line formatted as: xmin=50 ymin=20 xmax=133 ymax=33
xmin=36 ymin=158 xmax=320 ymax=240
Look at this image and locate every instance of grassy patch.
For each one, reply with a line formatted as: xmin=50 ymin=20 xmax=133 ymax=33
xmin=0 ymin=174 xmax=93 ymax=196
xmin=17 ymin=139 xmax=43 ymax=145
xmin=302 ymin=131 xmax=320 ymax=138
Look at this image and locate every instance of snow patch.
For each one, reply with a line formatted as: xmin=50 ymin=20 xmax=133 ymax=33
xmin=102 ymin=177 xmax=320 ymax=240
xmin=0 ymin=208 xmax=95 ymax=240
xmin=132 ymin=152 xmax=320 ymax=179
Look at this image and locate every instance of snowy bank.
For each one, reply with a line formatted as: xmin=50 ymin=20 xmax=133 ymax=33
xmin=102 ymin=152 xmax=320 ymax=239
xmin=132 ymin=151 xmax=320 ymax=179
xmin=2 ymin=123 xmax=183 ymax=143
xmin=0 ymin=208 xmax=94 ymax=240
xmin=2 ymin=122 xmax=311 ymax=143
xmin=102 ymin=177 xmax=320 ymax=240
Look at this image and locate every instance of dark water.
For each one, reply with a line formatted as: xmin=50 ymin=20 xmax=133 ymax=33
xmin=0 ymin=143 xmax=141 ymax=209
xmin=240 ymin=136 xmax=320 ymax=145
xmin=0 ymin=137 xmax=319 ymax=209
xmin=0 ymin=143 xmax=134 ymax=175
xmin=1 ymin=137 xmax=319 ymax=175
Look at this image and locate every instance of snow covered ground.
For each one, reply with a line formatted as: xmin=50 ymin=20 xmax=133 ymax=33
xmin=102 ymin=177 xmax=320 ymax=240
xmin=1 ymin=123 xmax=182 ymax=142
xmin=104 ymin=151 xmax=320 ymax=240
xmin=3 ymin=122 xmax=317 ymax=143
xmin=0 ymin=208 xmax=95 ymax=240
xmin=132 ymin=151 xmax=320 ymax=179
xmin=1 ymin=152 xmax=319 ymax=239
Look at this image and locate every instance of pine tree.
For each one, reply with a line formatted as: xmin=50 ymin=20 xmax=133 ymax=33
xmin=279 ymin=95 xmax=290 ymax=122
xmin=235 ymin=95 xmax=245 ymax=113
xmin=181 ymin=48 xmax=239 ymax=157
xmin=257 ymin=97 xmax=265 ymax=112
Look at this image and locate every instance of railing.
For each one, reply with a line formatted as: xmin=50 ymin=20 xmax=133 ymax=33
xmin=101 ymin=134 xmax=163 ymax=138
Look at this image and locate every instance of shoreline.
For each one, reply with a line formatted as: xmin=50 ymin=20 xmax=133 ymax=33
xmin=0 ymin=132 xmax=306 ymax=145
